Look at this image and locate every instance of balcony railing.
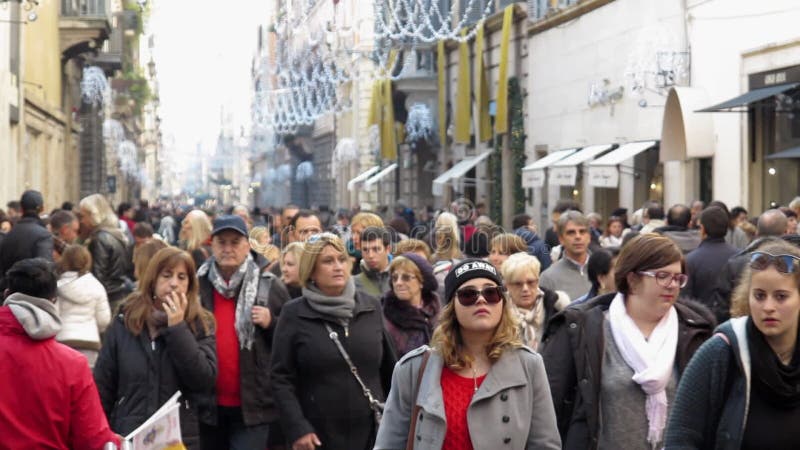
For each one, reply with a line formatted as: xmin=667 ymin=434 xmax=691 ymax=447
xmin=61 ymin=0 xmax=108 ymax=18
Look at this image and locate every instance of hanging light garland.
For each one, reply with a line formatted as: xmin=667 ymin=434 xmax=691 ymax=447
xmin=81 ymin=66 xmax=108 ymax=105
xmin=405 ymin=103 xmax=433 ymax=144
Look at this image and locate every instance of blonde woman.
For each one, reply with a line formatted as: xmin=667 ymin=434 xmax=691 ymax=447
xmin=431 ymin=212 xmax=463 ymax=302
xmin=271 ymin=232 xmax=396 ymax=450
xmin=488 ymin=233 xmax=528 ymax=272
xmin=375 ymin=259 xmax=561 ymax=449
xmin=279 ymin=241 xmax=304 ymax=299
xmin=502 ymin=253 xmax=569 ymax=350
xmin=180 ymin=209 xmax=213 ymax=268
xmin=79 ymin=194 xmax=133 ymax=312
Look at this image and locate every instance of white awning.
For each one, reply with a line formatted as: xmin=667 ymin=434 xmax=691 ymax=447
xmin=588 ymin=141 xmax=658 ymax=188
xmin=347 ymin=166 xmax=380 ymax=191
xmin=521 ymin=148 xmax=578 ymax=188
xmin=364 ymin=163 xmax=398 ymax=191
xmin=432 ymin=150 xmax=493 ymax=196
xmin=548 ymin=144 xmax=614 ymax=186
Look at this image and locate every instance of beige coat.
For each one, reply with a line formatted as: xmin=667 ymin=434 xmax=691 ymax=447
xmin=374 ymin=345 xmax=561 ymax=450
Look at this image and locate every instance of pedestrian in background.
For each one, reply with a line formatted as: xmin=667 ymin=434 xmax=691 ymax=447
xmin=666 ymin=240 xmax=800 ymax=449
xmin=279 ymin=241 xmax=304 ymax=300
xmin=180 ymin=209 xmax=214 ymax=269
xmin=0 ymin=190 xmax=54 ymax=289
xmin=271 ymin=232 xmax=396 ymax=450
xmin=55 ymin=244 xmax=111 ymax=368
xmin=375 ymin=259 xmax=561 ymax=450
xmin=541 ymin=234 xmax=714 ymax=450
xmin=94 ymin=247 xmax=216 ymax=450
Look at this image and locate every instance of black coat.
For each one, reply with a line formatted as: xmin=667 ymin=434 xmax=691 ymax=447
xmin=683 ymin=237 xmax=739 ymax=306
xmin=540 ymin=293 xmax=715 ymax=450
xmin=94 ymin=315 xmax=217 ymax=450
xmin=271 ymin=291 xmax=397 ymax=450
xmin=198 ymin=266 xmax=291 ymax=426
xmin=0 ymin=215 xmax=53 ymax=287
xmin=87 ymin=228 xmax=133 ymax=303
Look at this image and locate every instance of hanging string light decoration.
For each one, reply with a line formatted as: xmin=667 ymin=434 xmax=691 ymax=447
xmin=405 ymin=103 xmax=433 ymax=144
xmin=372 ymin=0 xmax=494 ymax=43
xmin=81 ymin=66 xmax=108 ymax=105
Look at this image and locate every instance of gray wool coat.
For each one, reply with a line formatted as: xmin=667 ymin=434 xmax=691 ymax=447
xmin=374 ymin=345 xmax=561 ymax=450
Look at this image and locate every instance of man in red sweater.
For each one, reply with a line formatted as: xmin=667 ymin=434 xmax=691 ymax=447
xmin=0 ymin=258 xmax=119 ymax=450
xmin=197 ymin=215 xmax=291 ymax=449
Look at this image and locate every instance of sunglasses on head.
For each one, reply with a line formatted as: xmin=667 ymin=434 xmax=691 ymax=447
xmin=455 ymin=285 xmax=506 ymax=306
xmin=749 ymin=251 xmax=800 ymax=274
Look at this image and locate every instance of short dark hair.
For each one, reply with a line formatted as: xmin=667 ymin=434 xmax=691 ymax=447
xmin=49 ymin=210 xmax=77 ymax=231
xmin=731 ymin=206 xmax=748 ymax=218
xmin=645 ymin=202 xmax=665 ymax=220
xmin=5 ymin=258 xmax=58 ymax=300
xmin=553 ymin=199 xmax=582 ymax=214
xmin=512 ymin=214 xmax=532 ymax=230
xmin=666 ymin=204 xmax=691 ymax=228
xmin=587 ymin=248 xmax=619 ymax=292
xmin=361 ymin=226 xmax=392 ymax=247
xmin=699 ymin=206 xmax=729 ymax=239
xmin=61 ymin=201 xmax=74 ymax=211
xmin=133 ymin=222 xmax=154 ymax=238
xmin=6 ymin=201 xmax=20 ymax=211
xmin=289 ymin=209 xmax=320 ymax=229
xmin=117 ymin=202 xmax=133 ymax=217
xmin=614 ymin=234 xmax=683 ymax=296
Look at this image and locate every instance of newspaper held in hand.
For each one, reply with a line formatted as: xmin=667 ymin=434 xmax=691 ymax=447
xmin=123 ymin=391 xmax=185 ymax=450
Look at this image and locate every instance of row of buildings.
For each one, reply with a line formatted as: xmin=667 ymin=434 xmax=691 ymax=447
xmin=0 ymin=0 xmax=162 ymax=210
xmin=242 ymin=0 xmax=799 ymax=229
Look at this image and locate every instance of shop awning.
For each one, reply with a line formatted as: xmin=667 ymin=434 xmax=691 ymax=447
xmin=765 ymin=146 xmax=800 ymax=160
xmin=432 ymin=150 xmax=494 ymax=196
xmin=661 ymin=87 xmax=715 ymax=162
xmin=364 ymin=164 xmax=398 ymax=191
xmin=588 ymin=141 xmax=658 ymax=188
xmin=347 ymin=166 xmax=380 ymax=191
xmin=548 ymin=144 xmax=614 ymax=186
xmin=697 ymin=83 xmax=799 ymax=112
xmin=521 ymin=148 xmax=578 ymax=188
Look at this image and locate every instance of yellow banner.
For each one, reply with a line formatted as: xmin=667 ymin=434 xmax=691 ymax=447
xmin=454 ymin=30 xmax=472 ymax=144
xmin=475 ymin=22 xmax=492 ymax=142
xmin=494 ymin=6 xmax=514 ymax=134
xmin=381 ymin=79 xmax=397 ymax=159
xmin=438 ymin=40 xmax=447 ymax=149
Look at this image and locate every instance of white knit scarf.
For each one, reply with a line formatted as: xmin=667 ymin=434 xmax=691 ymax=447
xmin=608 ymin=292 xmax=678 ymax=448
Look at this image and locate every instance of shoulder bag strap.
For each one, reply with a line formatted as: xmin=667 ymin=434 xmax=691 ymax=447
xmin=324 ymin=323 xmax=382 ymax=411
xmin=406 ymin=350 xmax=431 ymax=450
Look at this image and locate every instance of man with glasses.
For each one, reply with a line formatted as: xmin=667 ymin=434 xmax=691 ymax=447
xmin=540 ymin=211 xmax=592 ymax=301
xmin=288 ymin=210 xmax=323 ymax=244
xmin=354 ymin=226 xmax=393 ymax=298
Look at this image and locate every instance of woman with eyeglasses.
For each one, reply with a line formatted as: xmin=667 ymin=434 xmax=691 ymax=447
xmin=540 ymin=234 xmax=715 ymax=450
xmin=665 ymin=241 xmax=800 ymax=449
xmin=375 ymin=259 xmax=561 ymax=450
xmin=382 ymin=253 xmax=441 ymax=358
xmin=270 ymin=232 xmax=396 ymax=450
xmin=500 ymin=252 xmax=568 ymax=350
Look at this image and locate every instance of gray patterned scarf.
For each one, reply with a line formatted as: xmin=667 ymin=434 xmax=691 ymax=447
xmin=301 ymin=277 xmax=356 ymax=326
xmin=198 ymin=253 xmax=260 ymax=350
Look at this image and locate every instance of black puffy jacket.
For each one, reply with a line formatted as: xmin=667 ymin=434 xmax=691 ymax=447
xmin=0 ymin=215 xmax=53 ymax=287
xmin=94 ymin=315 xmax=217 ymax=450
xmin=87 ymin=228 xmax=133 ymax=304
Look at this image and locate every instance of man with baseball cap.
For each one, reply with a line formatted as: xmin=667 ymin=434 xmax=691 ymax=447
xmin=0 ymin=190 xmax=53 ymax=289
xmin=196 ymin=215 xmax=291 ymax=449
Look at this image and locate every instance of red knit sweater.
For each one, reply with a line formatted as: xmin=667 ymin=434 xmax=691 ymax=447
xmin=441 ymin=367 xmax=486 ymax=450
xmin=214 ymin=290 xmax=241 ymax=406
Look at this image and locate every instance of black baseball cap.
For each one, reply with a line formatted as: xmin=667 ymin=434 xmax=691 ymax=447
xmin=20 ymin=190 xmax=44 ymax=212
xmin=212 ymin=215 xmax=248 ymax=237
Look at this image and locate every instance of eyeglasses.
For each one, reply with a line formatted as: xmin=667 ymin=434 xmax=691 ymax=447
xmin=508 ymin=279 xmax=538 ymax=289
xmin=455 ymin=286 xmax=506 ymax=306
xmin=638 ymin=271 xmax=689 ymax=288
xmin=750 ymin=251 xmax=800 ymax=274
xmin=391 ymin=273 xmax=419 ymax=283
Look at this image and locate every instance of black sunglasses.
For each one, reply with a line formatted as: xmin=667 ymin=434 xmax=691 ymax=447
xmin=455 ymin=286 xmax=506 ymax=306
xmin=750 ymin=251 xmax=800 ymax=274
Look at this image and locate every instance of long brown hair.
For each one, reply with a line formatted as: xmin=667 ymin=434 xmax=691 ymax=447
xmin=429 ymin=294 xmax=522 ymax=370
xmin=123 ymin=247 xmax=215 ymax=336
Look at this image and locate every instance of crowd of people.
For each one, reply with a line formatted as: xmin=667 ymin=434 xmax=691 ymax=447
xmin=1 ymin=189 xmax=800 ymax=449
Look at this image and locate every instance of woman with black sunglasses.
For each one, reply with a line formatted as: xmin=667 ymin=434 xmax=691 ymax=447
xmin=375 ymin=259 xmax=561 ymax=450
xmin=541 ymin=234 xmax=715 ymax=450
xmin=666 ymin=240 xmax=800 ymax=449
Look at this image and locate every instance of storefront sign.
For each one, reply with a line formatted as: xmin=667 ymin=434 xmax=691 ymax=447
xmin=750 ymin=65 xmax=800 ymax=89
xmin=521 ymin=168 xmax=545 ymax=188
xmin=549 ymin=166 xmax=577 ymax=186
xmin=588 ymin=166 xmax=619 ymax=188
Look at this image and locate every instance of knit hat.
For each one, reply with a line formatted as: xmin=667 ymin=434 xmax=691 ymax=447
xmin=444 ymin=258 xmax=503 ymax=304
xmin=395 ymin=252 xmax=438 ymax=293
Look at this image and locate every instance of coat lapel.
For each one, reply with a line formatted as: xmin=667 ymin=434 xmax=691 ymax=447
xmin=472 ymin=350 xmax=529 ymax=403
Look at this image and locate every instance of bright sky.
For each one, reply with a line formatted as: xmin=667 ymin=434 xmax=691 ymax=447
xmin=149 ymin=0 xmax=271 ymax=163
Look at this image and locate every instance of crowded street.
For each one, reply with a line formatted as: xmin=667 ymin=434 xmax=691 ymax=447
xmin=2 ymin=1 xmax=800 ymax=449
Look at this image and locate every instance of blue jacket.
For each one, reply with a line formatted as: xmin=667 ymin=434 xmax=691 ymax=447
xmin=664 ymin=317 xmax=750 ymax=450
xmin=513 ymin=228 xmax=552 ymax=271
